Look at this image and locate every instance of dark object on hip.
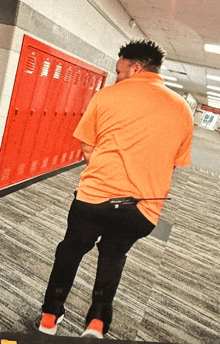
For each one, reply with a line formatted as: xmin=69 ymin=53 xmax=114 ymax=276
xmin=108 ymin=196 xmax=171 ymax=209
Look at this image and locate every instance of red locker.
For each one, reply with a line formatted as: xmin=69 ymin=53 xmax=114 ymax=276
xmin=0 ymin=35 xmax=107 ymax=189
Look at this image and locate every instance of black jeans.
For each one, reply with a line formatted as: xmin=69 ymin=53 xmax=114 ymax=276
xmin=42 ymin=193 xmax=155 ymax=334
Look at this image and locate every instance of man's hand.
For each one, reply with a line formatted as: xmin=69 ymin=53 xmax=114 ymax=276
xmin=81 ymin=142 xmax=95 ymax=165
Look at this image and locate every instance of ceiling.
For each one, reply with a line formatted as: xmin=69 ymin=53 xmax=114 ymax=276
xmin=117 ymin=0 xmax=220 ymax=109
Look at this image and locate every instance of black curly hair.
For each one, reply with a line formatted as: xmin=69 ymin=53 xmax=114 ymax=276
xmin=118 ymin=39 xmax=166 ymax=73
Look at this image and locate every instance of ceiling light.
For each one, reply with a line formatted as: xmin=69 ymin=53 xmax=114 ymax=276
xmin=208 ymin=99 xmax=220 ymax=105
xmin=160 ymin=74 xmax=177 ymax=81
xmin=207 ymin=85 xmax=220 ymax=92
xmin=208 ymin=99 xmax=220 ymax=106
xmin=207 ymin=91 xmax=220 ymax=97
xmin=207 ymin=95 xmax=220 ymax=101
xmin=207 ymin=74 xmax=220 ymax=82
xmin=208 ymin=101 xmax=220 ymax=108
xmin=208 ymin=104 xmax=220 ymax=108
xmin=165 ymin=81 xmax=183 ymax=89
xmin=208 ymin=101 xmax=220 ymax=107
xmin=208 ymin=98 xmax=220 ymax=103
xmin=205 ymin=44 xmax=220 ymax=54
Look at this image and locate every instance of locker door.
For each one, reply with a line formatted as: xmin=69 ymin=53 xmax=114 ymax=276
xmin=37 ymin=60 xmax=74 ymax=173
xmin=81 ymin=73 xmax=105 ymax=114
xmin=15 ymin=52 xmax=54 ymax=179
xmin=66 ymin=68 xmax=92 ymax=162
xmin=43 ymin=62 xmax=78 ymax=169
xmin=33 ymin=58 xmax=67 ymax=175
xmin=49 ymin=65 xmax=85 ymax=168
xmin=0 ymin=48 xmax=41 ymax=187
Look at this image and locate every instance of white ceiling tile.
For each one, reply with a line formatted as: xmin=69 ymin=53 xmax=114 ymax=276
xmin=118 ymin=0 xmax=220 ymax=106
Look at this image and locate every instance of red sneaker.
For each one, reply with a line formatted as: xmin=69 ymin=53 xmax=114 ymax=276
xmin=81 ymin=318 xmax=104 ymax=339
xmin=39 ymin=313 xmax=64 ymax=335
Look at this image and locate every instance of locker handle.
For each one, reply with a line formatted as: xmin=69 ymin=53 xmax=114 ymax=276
xmin=44 ymin=110 xmax=47 ymax=115
xmin=73 ymin=112 xmax=76 ymax=116
xmin=64 ymin=111 xmax=68 ymax=116
xmin=31 ymin=109 xmax=35 ymax=115
xmin=55 ymin=111 xmax=58 ymax=116
xmin=15 ymin=108 xmax=19 ymax=115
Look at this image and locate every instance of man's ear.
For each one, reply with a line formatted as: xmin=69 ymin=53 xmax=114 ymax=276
xmin=133 ymin=62 xmax=144 ymax=73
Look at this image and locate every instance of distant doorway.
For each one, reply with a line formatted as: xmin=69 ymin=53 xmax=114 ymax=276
xmin=200 ymin=112 xmax=219 ymax=130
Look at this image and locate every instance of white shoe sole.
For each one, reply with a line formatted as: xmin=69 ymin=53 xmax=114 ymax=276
xmin=81 ymin=328 xmax=104 ymax=339
xmin=39 ymin=314 xmax=64 ymax=335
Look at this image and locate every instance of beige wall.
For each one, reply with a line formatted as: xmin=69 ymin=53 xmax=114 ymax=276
xmin=20 ymin=0 xmax=143 ymax=59
xmin=0 ymin=25 xmax=20 ymax=144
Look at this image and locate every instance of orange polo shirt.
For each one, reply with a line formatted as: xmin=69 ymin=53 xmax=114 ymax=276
xmin=73 ymin=72 xmax=193 ymax=225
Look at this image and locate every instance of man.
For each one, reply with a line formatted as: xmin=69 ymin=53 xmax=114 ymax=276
xmin=39 ymin=40 xmax=193 ymax=338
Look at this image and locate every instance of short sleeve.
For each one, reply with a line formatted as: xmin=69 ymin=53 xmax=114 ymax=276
xmin=73 ymin=93 xmax=98 ymax=146
xmin=174 ymin=108 xmax=193 ymax=167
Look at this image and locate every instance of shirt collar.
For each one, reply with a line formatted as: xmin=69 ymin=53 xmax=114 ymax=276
xmin=130 ymin=71 xmax=164 ymax=83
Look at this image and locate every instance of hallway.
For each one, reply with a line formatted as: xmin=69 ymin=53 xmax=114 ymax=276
xmin=192 ymin=126 xmax=220 ymax=176
xmin=0 ymin=126 xmax=220 ymax=343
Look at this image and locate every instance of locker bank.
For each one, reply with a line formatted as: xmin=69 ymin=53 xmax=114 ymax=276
xmin=0 ymin=35 xmax=107 ymax=188
xmin=0 ymin=1 xmax=118 ymax=190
